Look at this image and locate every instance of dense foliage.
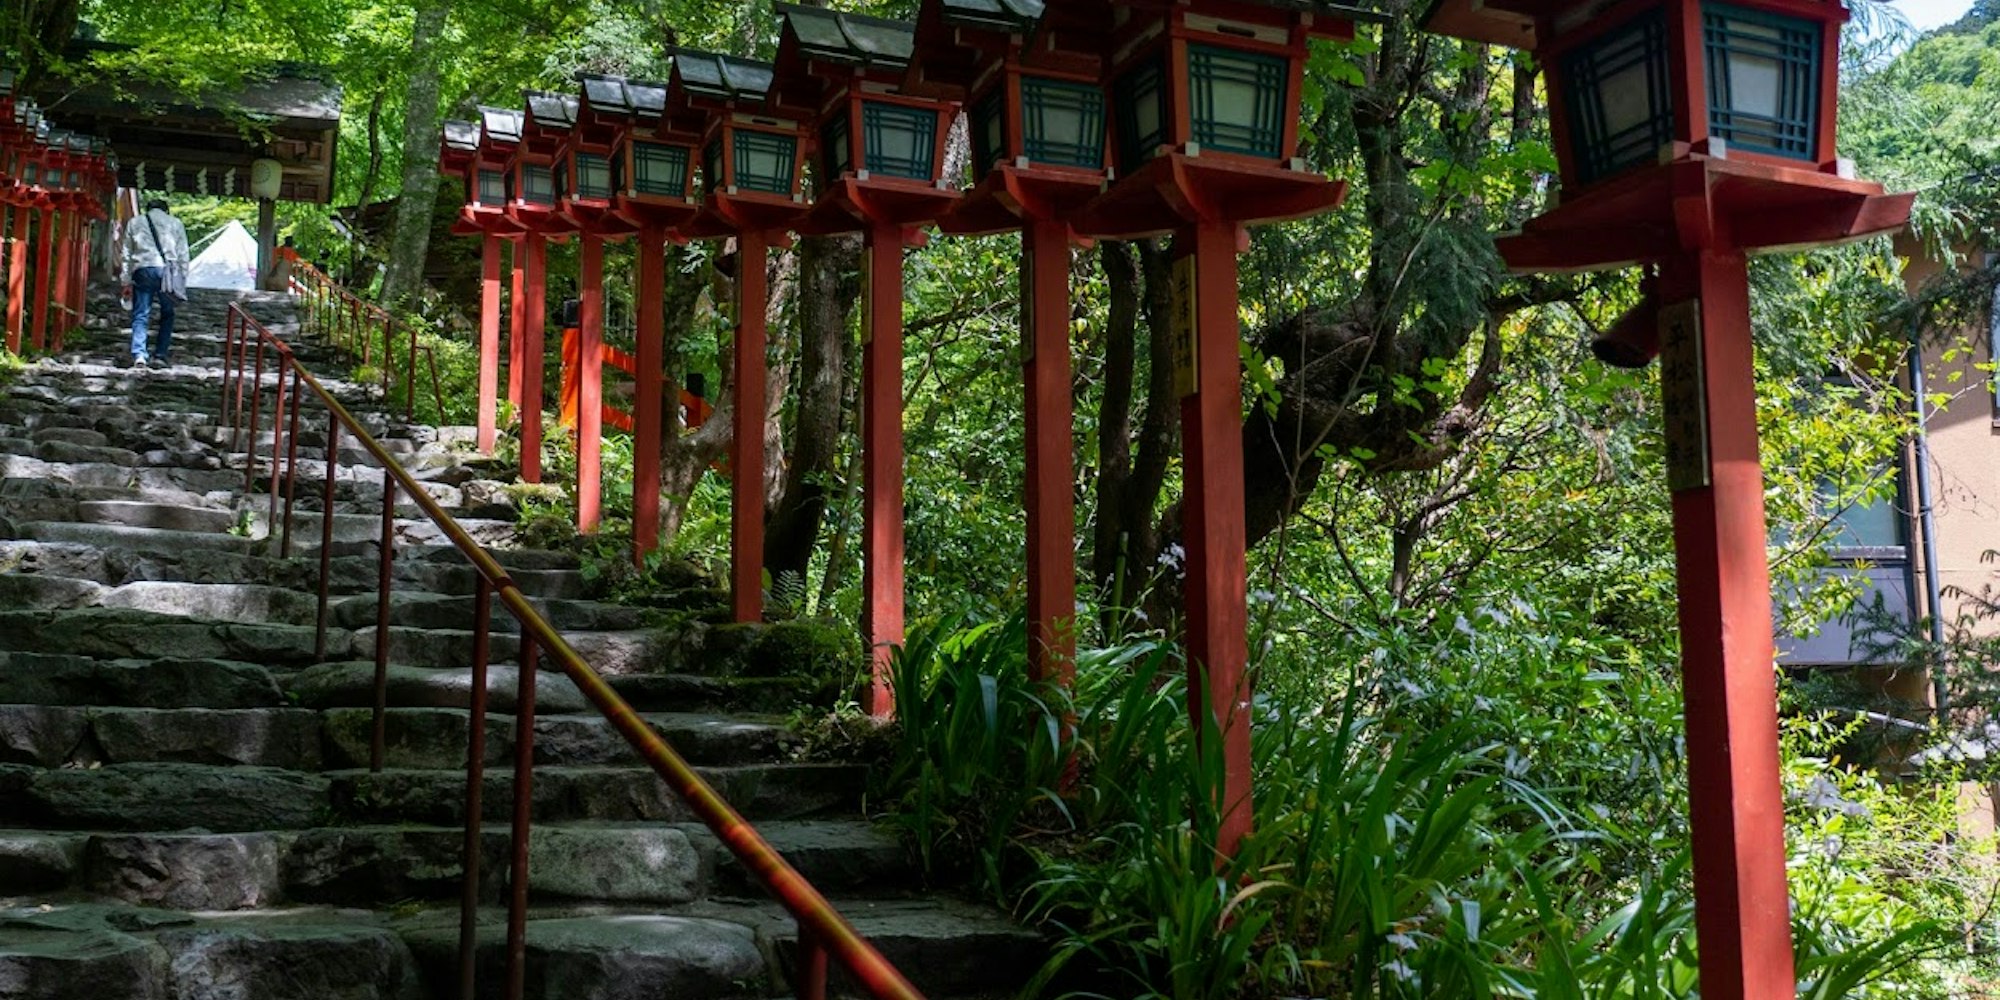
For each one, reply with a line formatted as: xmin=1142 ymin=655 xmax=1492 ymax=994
xmin=12 ymin=0 xmax=2000 ymax=995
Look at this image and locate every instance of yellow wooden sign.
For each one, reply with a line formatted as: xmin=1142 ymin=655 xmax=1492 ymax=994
xmin=1170 ymin=253 xmax=1199 ymax=398
xmin=1658 ymin=298 xmax=1711 ymax=493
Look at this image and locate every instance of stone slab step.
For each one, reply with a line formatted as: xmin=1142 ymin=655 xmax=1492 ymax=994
xmin=318 ymin=707 xmax=792 ymax=770
xmin=0 ymin=540 xmax=591 ymax=601
xmin=9 ymin=520 xmax=253 ymax=554
xmin=0 ymin=819 xmax=904 ymax=911
xmin=0 ymin=453 xmax=240 ymax=495
xmin=331 ymin=591 xmax=645 ymax=633
xmin=328 ymin=763 xmax=866 ymax=827
xmin=0 ymin=607 xmax=347 ymax=668
xmin=0 ymin=653 xmax=284 ymax=709
xmin=402 ymin=908 xmax=766 ymax=999
xmin=0 ymin=760 xmax=862 ymax=833
xmin=0 ymin=705 xmax=321 ymax=769
xmin=0 ymin=903 xmax=421 ymax=1000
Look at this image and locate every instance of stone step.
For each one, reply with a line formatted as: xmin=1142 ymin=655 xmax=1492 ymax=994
xmin=9 ymin=520 xmax=255 ymax=554
xmin=0 ymin=540 xmax=591 ymax=601
xmin=0 ymin=652 xmax=285 ymax=709
xmin=0 ymin=761 xmax=863 ymax=833
xmin=0 ymin=452 xmax=243 ymax=495
xmin=318 ymin=707 xmax=792 ymax=771
xmin=0 ymin=607 xmax=347 ymax=667
xmin=330 ymin=591 xmax=641 ymax=633
xmin=0 ymin=903 xmax=422 ymax=1000
xmin=328 ymin=763 xmax=866 ymax=828
xmin=0 ymin=819 xmax=907 ymax=911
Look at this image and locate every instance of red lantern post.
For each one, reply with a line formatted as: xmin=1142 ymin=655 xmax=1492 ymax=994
xmin=502 ymin=97 xmax=581 ymax=486
xmin=1421 ymin=0 xmax=1912 ymax=993
xmin=442 ymin=117 xmax=521 ymax=455
xmin=670 ymin=50 xmax=814 ymax=624
xmin=1064 ymin=0 xmax=1373 ymax=860
xmin=773 ymin=5 xmax=963 ymax=717
xmin=911 ymin=0 xmax=1117 ymax=704
xmin=558 ymin=80 xmax=644 ymax=535
xmin=599 ymin=75 xmax=702 ymax=563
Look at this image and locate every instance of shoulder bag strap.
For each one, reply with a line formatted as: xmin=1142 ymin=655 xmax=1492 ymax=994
xmin=142 ymin=211 xmax=170 ymax=263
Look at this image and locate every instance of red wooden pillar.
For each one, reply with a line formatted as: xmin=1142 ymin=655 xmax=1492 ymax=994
xmin=5 ymin=206 xmax=26 ymax=354
xmin=1179 ymin=221 xmax=1255 ymax=859
xmin=632 ymin=226 xmax=667 ymax=564
xmin=477 ymin=234 xmax=502 ymax=453
xmin=51 ymin=214 xmax=73 ymax=349
xmin=576 ymin=234 xmax=605 ymax=533
xmin=507 ymin=239 xmax=526 ymax=413
xmin=1022 ymin=221 xmax=1076 ymax=687
xmin=861 ymin=224 xmax=906 ymax=717
xmin=519 ymin=235 xmax=547 ymax=484
xmin=30 ymin=207 xmax=53 ymax=352
xmin=731 ymin=231 xmax=769 ymax=623
xmin=1659 ymin=247 xmax=1796 ymax=1000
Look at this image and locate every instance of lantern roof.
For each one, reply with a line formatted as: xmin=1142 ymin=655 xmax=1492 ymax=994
xmin=578 ymin=74 xmax=634 ymax=117
xmin=525 ymin=91 xmax=578 ymax=131
xmin=443 ymin=119 xmax=481 ymax=153
xmin=1069 ymin=0 xmax=1384 ymax=32
xmin=935 ymin=0 xmax=1044 ymax=33
xmin=0 ymin=68 xmax=14 ymax=96
xmin=478 ymin=106 xmax=524 ymax=146
xmin=668 ymin=50 xmax=779 ymax=106
xmin=775 ymin=4 xmax=918 ymax=72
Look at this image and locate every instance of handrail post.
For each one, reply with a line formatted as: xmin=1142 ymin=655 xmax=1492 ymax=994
xmin=282 ymin=368 xmax=305 ymax=558
xmin=460 ymin=577 xmax=494 ymax=1000
xmin=406 ymin=317 xmax=419 ymax=422
xmin=504 ymin=628 xmax=538 ymax=1000
xmin=371 ymin=470 xmax=398 ymax=772
xmin=243 ymin=339 xmax=266 ymax=490
xmin=268 ymin=353 xmax=290 ymax=526
xmin=797 ymin=925 xmax=829 ymax=1000
xmin=315 ymin=416 xmax=342 ymax=663
xmin=220 ymin=309 xmax=237 ymax=423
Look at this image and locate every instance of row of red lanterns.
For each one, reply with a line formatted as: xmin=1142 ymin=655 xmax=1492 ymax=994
xmin=0 ymin=71 xmax=118 ymax=356
xmin=438 ymin=1 xmax=1910 ymax=995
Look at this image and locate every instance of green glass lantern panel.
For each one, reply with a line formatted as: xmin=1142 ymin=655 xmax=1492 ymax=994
xmin=523 ymin=163 xmax=556 ymax=205
xmin=477 ymin=169 xmax=508 ymax=205
xmin=971 ymin=87 xmax=1006 ymax=172
xmin=1702 ymin=3 xmax=1819 ymax=160
xmin=1022 ymin=76 xmax=1106 ymax=169
xmin=702 ymin=139 xmax=722 ymax=195
xmin=576 ymin=151 xmax=613 ymax=199
xmin=22 ymin=162 xmax=36 ymax=185
xmin=1561 ymin=10 xmax=1674 ymax=185
xmin=734 ymin=129 xmax=798 ymax=195
xmin=822 ymin=112 xmax=853 ymax=180
xmin=1113 ymin=56 xmax=1166 ymax=171
xmin=1187 ymin=44 xmax=1287 ymax=159
xmin=861 ymin=101 xmax=936 ymax=181
xmin=632 ymin=142 xmax=689 ymax=198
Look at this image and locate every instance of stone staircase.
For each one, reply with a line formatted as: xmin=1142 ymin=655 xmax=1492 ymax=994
xmin=0 ymin=288 xmax=1038 ymax=999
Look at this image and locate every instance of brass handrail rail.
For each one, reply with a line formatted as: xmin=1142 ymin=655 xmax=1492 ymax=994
xmin=274 ymin=248 xmax=445 ymax=423
xmin=222 ymin=300 xmax=926 ymax=1000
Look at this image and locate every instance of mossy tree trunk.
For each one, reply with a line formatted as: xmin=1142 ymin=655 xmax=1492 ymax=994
xmin=380 ymin=0 xmax=449 ymax=307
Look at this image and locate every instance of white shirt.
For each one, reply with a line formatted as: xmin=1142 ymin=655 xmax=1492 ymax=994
xmin=122 ymin=209 xmax=190 ymax=281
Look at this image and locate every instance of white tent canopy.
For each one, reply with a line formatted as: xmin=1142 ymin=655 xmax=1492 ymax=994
xmin=186 ymin=219 xmax=260 ymax=291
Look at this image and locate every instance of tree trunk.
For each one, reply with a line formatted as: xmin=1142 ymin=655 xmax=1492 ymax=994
xmin=379 ymin=0 xmax=450 ymax=307
xmin=765 ymin=233 xmax=861 ymax=586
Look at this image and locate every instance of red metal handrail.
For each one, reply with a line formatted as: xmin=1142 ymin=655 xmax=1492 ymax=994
xmin=220 ymin=301 xmax=924 ymax=1000
xmin=277 ymin=248 xmax=446 ymax=424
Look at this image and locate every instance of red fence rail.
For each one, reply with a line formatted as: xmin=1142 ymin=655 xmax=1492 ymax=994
xmin=276 ymin=249 xmax=444 ymax=424
xmin=221 ymin=300 xmax=926 ymax=1000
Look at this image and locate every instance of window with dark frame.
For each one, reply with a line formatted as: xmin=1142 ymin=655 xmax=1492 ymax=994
xmin=1563 ymin=10 xmax=1676 ymax=185
xmin=477 ymin=169 xmax=507 ymax=205
xmin=632 ymin=142 xmax=689 ymax=198
xmin=575 ymin=152 xmax=613 ymax=200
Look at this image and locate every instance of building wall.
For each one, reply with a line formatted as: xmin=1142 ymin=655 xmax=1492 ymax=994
xmin=1903 ymin=247 xmax=2000 ymax=631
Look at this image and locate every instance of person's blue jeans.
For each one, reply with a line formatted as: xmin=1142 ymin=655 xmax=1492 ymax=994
xmin=128 ymin=266 xmax=176 ymax=361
